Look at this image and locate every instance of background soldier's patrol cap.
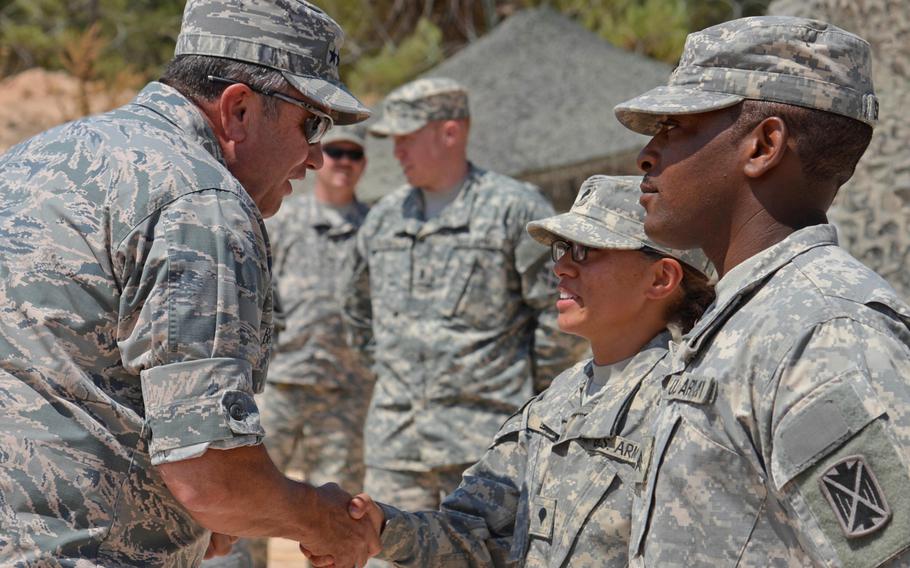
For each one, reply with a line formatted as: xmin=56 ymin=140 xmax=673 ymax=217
xmin=175 ymin=0 xmax=370 ymax=125
xmin=614 ymin=16 xmax=878 ymax=135
xmin=527 ymin=175 xmax=713 ymax=276
xmin=320 ymin=123 xmax=368 ymax=147
xmin=369 ymin=77 xmax=469 ymax=137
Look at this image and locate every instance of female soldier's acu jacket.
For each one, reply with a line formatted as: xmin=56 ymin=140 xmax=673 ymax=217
xmin=376 ymin=332 xmax=672 ymax=568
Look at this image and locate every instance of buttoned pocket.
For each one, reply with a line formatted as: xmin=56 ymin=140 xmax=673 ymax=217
xmin=441 ymin=237 xmax=511 ymax=328
xmin=631 ymin=409 xmax=766 ymax=567
xmin=368 ymin=238 xmax=410 ymax=316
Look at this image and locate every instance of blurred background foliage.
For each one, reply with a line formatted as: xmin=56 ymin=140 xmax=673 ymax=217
xmin=0 ymin=0 xmax=772 ymax=102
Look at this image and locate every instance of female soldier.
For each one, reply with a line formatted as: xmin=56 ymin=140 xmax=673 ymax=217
xmin=344 ymin=175 xmax=715 ymax=567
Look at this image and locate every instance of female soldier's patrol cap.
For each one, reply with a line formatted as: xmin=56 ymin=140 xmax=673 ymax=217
xmin=369 ymin=77 xmax=469 ymax=137
xmin=527 ymin=175 xmax=713 ymax=276
xmin=174 ymin=0 xmax=370 ymax=125
xmin=614 ymin=16 xmax=878 ymax=135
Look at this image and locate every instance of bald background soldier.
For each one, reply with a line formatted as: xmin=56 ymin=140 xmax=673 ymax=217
xmin=242 ymin=124 xmax=374 ymax=568
xmin=612 ymin=16 xmax=910 ymax=567
xmin=341 ymin=78 xmax=586 ymax=567
xmin=0 ymin=0 xmax=379 ymax=565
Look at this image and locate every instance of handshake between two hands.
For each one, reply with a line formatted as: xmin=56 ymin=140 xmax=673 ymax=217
xmin=203 ymin=483 xmax=387 ymax=568
xmin=299 ymin=484 xmax=386 ymax=568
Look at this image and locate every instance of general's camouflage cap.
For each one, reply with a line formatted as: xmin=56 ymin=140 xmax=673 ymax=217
xmin=320 ymin=123 xmax=367 ymax=147
xmin=175 ymin=0 xmax=370 ymax=125
xmin=527 ymin=175 xmax=713 ymax=277
xmin=614 ymin=16 xmax=878 ymax=135
xmin=369 ymin=78 xmax=469 ymax=137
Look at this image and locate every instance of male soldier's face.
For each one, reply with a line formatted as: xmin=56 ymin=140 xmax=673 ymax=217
xmin=392 ymin=122 xmax=448 ymax=189
xmin=232 ymin=95 xmax=324 ymax=218
xmin=317 ymin=141 xmax=367 ymax=197
xmin=636 ymin=108 xmax=741 ymax=250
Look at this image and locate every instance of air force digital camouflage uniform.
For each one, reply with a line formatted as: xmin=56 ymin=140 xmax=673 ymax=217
xmin=374 ymin=176 xmax=713 ymax=567
xmin=614 ymin=17 xmax=910 ymax=567
xmin=342 ymin=78 xmax=586 ymax=506
xmin=0 ymin=0 xmax=368 ymax=565
xmin=262 ymin=126 xmax=374 ymax=490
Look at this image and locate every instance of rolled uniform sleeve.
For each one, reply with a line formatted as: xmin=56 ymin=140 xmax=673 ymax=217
xmin=116 ymin=189 xmax=272 ymax=465
xmin=514 ymin=196 xmax=587 ymax=392
xmin=378 ymin=411 xmax=527 ymax=567
xmin=766 ymin=318 xmax=910 ymax=567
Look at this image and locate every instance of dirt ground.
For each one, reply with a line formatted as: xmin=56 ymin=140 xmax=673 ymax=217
xmin=268 ymin=537 xmax=309 ymax=567
xmin=0 ymin=68 xmax=135 ymax=153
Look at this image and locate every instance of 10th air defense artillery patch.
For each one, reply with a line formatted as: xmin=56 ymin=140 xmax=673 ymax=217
xmin=818 ymin=455 xmax=891 ymax=538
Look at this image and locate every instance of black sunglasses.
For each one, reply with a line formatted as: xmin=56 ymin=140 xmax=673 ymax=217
xmin=551 ymin=240 xmax=590 ymax=264
xmin=207 ymin=75 xmax=333 ymax=144
xmin=323 ymin=146 xmax=364 ymax=161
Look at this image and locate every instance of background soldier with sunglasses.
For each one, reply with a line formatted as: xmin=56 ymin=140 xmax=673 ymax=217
xmin=0 ymin=1 xmax=381 ymax=566
xmin=341 ymin=79 xmax=586 ymax=567
xmin=241 ymin=124 xmax=375 ymax=568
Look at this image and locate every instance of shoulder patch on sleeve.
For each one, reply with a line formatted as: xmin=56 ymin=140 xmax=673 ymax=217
xmin=818 ymin=455 xmax=891 ymax=538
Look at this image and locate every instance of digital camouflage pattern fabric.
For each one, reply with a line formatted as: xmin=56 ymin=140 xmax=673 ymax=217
xmin=376 ymin=333 xmax=672 ymax=567
xmin=628 ymin=225 xmax=910 ymax=567
xmin=0 ymin=81 xmax=273 ymax=566
xmin=614 ymin=16 xmax=879 ymax=135
xmin=175 ymin=0 xmax=370 ymax=124
xmin=368 ymin=77 xmax=470 ymax=137
xmin=262 ymin=191 xmax=374 ymax=486
xmin=341 ymin=164 xmax=586 ymax=473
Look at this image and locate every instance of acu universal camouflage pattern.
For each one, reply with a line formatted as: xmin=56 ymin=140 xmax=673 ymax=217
xmin=261 ymin=191 xmax=373 ymax=483
xmin=340 ymin=163 xmax=586 ymax=473
xmin=527 ymin=175 xmax=712 ymax=276
xmin=616 ymin=15 xmax=910 ymax=568
xmin=0 ymin=81 xmax=273 ymax=565
xmin=369 ymin=77 xmax=470 ymax=136
xmin=627 ymin=225 xmax=910 ymax=568
xmin=377 ymin=332 xmax=673 ymax=567
xmin=614 ymin=16 xmax=879 ymax=135
xmin=175 ymin=0 xmax=370 ymax=125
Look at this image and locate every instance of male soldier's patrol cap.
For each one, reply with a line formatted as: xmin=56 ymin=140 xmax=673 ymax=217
xmin=369 ymin=77 xmax=469 ymax=137
xmin=174 ymin=0 xmax=370 ymax=125
xmin=320 ymin=123 xmax=368 ymax=147
xmin=614 ymin=16 xmax=878 ymax=135
xmin=527 ymin=175 xmax=714 ymax=276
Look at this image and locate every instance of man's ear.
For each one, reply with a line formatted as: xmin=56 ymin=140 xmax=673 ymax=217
xmin=644 ymin=257 xmax=684 ymax=302
xmin=441 ymin=119 xmax=468 ymax=148
xmin=743 ymin=116 xmax=789 ymax=178
xmin=218 ymin=83 xmax=254 ymax=143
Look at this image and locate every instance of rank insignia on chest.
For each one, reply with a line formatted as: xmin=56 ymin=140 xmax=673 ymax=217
xmin=664 ymin=375 xmax=716 ymax=405
xmin=818 ymin=455 xmax=891 ymax=538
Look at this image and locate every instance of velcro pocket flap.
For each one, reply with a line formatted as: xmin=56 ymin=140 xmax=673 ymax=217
xmin=772 ymin=373 xmax=886 ymax=490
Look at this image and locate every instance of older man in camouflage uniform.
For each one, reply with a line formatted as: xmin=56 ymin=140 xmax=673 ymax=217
xmin=239 ymin=124 xmax=375 ymax=568
xmin=612 ymin=16 xmax=910 ymax=566
xmin=341 ymin=78 xmax=585 ymax=559
xmin=0 ymin=1 xmax=380 ymax=566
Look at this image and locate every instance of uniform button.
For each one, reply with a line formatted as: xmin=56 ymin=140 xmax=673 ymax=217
xmin=229 ymin=403 xmax=246 ymax=421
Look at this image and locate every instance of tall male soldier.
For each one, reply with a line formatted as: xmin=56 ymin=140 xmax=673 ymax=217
xmin=341 ymin=78 xmax=585 ymax=551
xmin=0 ymin=1 xmax=379 ymax=566
xmin=614 ymin=16 xmax=910 ymax=566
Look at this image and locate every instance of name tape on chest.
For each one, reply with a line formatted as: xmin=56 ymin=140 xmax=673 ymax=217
xmin=664 ymin=375 xmax=717 ymax=405
xmin=587 ymin=435 xmax=643 ymax=467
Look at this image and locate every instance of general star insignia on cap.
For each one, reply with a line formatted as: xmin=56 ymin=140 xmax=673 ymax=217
xmin=818 ymin=455 xmax=892 ymax=538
